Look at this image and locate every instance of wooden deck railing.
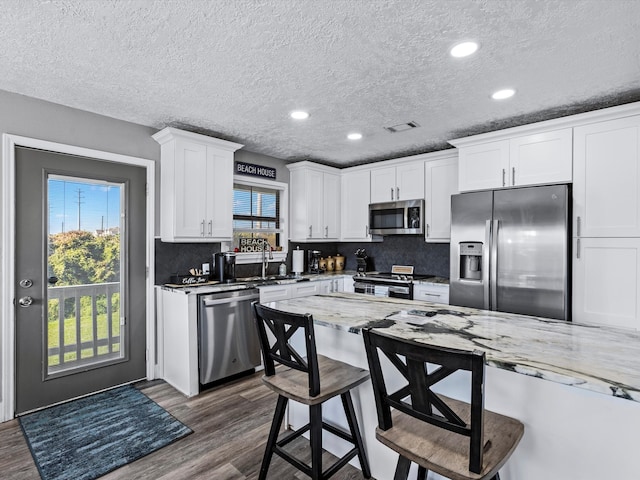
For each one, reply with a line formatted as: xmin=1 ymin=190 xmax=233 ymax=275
xmin=47 ymin=282 xmax=122 ymax=373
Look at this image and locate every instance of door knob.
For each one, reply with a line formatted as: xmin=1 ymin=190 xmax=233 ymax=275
xmin=18 ymin=296 xmax=34 ymax=307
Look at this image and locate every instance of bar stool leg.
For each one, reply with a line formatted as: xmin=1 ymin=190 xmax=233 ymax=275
xmin=393 ymin=456 xmax=411 ymax=480
xmin=417 ymin=465 xmax=428 ymax=479
xmin=309 ymin=403 xmax=323 ymax=480
xmin=340 ymin=392 xmax=371 ymax=478
xmin=259 ymin=395 xmax=288 ymax=480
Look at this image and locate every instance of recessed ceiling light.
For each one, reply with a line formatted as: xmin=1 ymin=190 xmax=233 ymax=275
xmin=491 ymin=89 xmax=515 ymax=100
xmin=450 ymin=41 xmax=479 ymax=58
xmin=290 ymin=110 xmax=309 ymax=120
xmin=347 ymin=133 xmax=363 ymax=141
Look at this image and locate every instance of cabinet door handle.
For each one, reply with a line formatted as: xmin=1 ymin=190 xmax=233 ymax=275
xmin=309 ymin=225 xmax=312 ymax=238
xmin=396 ymin=187 xmax=400 ymax=199
xmin=577 ymin=238 xmax=581 ymax=259
xmin=426 ymin=224 xmax=430 ymax=237
xmin=577 ymin=216 xmax=581 ymax=237
xmin=200 ymin=220 xmax=205 ymax=236
xmin=512 ymin=167 xmax=516 ymax=185
xmin=208 ymin=220 xmax=212 ymax=236
xmin=325 ymin=226 xmax=328 ymax=238
xmin=366 ymin=225 xmax=369 ymax=237
xmin=502 ymin=168 xmax=506 ymax=187
xmin=391 ymin=188 xmax=394 ymax=200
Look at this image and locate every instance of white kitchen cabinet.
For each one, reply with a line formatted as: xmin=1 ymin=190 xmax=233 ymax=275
xmin=341 ymin=169 xmax=373 ymax=241
xmin=288 ymin=162 xmax=341 ymax=241
xmin=573 ymin=237 xmax=640 ymax=330
xmin=573 ymin=115 xmax=640 ymax=238
xmin=319 ymin=277 xmax=343 ymax=294
xmin=413 ymin=283 xmax=449 ymax=305
xmin=153 ymin=127 xmax=242 ymax=242
xmin=455 ymin=128 xmax=572 ymax=192
xmin=370 ymin=162 xmax=424 ymax=203
xmin=424 ymin=156 xmax=458 ymax=242
xmin=290 ymin=281 xmax=321 ymax=298
xmin=259 ymin=284 xmax=292 ymax=303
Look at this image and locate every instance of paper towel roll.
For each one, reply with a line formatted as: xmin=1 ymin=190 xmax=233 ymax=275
xmin=292 ymin=249 xmax=304 ymax=273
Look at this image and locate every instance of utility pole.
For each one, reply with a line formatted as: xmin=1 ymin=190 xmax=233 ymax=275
xmin=76 ymin=188 xmax=85 ymax=231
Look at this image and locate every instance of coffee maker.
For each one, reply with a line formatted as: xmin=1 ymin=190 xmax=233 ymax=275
xmin=307 ymin=250 xmax=321 ymax=273
xmin=214 ymin=252 xmax=236 ymax=283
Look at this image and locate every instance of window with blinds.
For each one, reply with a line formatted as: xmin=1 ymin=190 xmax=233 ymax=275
xmin=233 ymin=183 xmax=282 ymax=251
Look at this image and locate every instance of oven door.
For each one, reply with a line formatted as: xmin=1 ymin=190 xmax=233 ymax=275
xmin=388 ymin=285 xmax=412 ymax=300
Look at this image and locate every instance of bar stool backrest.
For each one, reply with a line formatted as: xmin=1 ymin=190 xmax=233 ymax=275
xmin=252 ymin=302 xmax=320 ymax=397
xmin=363 ymin=328 xmax=486 ymax=474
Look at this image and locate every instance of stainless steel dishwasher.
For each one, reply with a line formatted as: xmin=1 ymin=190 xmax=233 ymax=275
xmin=198 ymin=288 xmax=261 ymax=387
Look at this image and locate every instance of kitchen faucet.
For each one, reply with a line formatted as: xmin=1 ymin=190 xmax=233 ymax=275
xmin=261 ymin=239 xmax=273 ymax=279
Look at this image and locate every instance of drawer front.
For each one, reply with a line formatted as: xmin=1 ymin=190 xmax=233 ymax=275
xmin=414 ymin=284 xmax=449 ymax=305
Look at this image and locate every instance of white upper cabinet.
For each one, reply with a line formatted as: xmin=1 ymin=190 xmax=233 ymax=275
xmin=370 ymin=162 xmax=424 ymax=202
xmin=341 ymin=169 xmax=373 ymax=241
xmin=288 ymin=162 xmax=341 ymax=242
xmin=153 ymin=127 xmax=243 ymax=242
xmin=457 ymin=140 xmax=510 ymax=192
xmin=454 ymin=128 xmax=572 ymax=192
xmin=573 ymin=115 xmax=640 ymax=238
xmin=424 ymin=155 xmax=458 ymax=242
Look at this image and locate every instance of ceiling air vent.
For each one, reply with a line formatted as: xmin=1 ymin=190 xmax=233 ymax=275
xmin=384 ymin=121 xmax=420 ymax=133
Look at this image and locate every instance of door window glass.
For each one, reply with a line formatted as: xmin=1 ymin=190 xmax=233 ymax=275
xmin=46 ymin=175 xmax=125 ymax=376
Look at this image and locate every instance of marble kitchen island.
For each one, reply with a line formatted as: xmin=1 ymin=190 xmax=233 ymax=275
xmin=268 ymin=293 xmax=640 ymax=480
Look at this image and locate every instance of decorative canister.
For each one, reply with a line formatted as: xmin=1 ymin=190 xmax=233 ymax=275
xmin=318 ymin=257 xmax=327 ymax=271
xmin=326 ymin=256 xmax=335 ymax=271
xmin=334 ymin=254 xmax=345 ymax=271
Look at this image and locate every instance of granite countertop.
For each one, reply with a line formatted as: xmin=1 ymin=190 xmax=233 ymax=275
xmin=269 ymin=292 xmax=640 ymax=403
xmin=158 ymin=270 xmax=357 ymax=295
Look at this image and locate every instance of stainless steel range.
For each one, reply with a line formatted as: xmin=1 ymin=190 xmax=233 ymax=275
xmin=353 ymin=265 xmax=433 ymax=300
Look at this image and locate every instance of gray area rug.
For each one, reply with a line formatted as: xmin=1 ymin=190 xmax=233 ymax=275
xmin=19 ymin=385 xmax=192 ymax=480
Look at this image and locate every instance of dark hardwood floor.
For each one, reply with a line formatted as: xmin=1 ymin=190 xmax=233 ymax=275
xmin=0 ymin=373 xmax=373 ymax=479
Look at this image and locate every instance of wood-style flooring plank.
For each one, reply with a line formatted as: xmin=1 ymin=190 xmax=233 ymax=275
xmin=0 ymin=373 xmax=374 ymax=480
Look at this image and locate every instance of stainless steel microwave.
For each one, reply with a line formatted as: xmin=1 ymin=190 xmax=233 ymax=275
xmin=369 ymin=199 xmax=424 ymax=235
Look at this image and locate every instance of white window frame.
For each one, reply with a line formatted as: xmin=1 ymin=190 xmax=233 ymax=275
xmin=223 ymin=176 xmax=288 ymax=265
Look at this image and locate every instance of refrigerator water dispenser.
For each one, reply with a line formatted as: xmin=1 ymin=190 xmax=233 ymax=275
xmin=459 ymin=242 xmax=483 ymax=280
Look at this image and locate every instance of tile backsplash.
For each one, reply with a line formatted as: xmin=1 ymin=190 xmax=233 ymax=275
xmin=155 ymin=236 xmax=450 ymax=285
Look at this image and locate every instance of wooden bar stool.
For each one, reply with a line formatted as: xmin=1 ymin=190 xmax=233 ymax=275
xmin=252 ymin=302 xmax=371 ymax=480
xmin=362 ymin=328 xmax=524 ymax=480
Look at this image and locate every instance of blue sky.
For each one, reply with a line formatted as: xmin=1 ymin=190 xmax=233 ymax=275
xmin=48 ymin=178 xmax=121 ymax=234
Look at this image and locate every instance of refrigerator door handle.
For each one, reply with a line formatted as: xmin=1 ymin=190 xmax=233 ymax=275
xmin=484 ymin=220 xmax=492 ymax=309
xmin=490 ymin=219 xmax=500 ymax=311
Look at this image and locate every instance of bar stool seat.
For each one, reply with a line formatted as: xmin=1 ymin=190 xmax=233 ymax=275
xmin=376 ymin=396 xmax=524 ymax=480
xmin=253 ymin=302 xmax=371 ymax=480
xmin=264 ymin=354 xmax=370 ymax=405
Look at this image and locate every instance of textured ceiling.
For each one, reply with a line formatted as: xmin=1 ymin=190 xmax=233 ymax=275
xmin=1 ymin=0 xmax=639 ymax=166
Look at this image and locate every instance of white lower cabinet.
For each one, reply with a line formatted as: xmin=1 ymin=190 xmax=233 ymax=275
xmin=573 ymin=237 xmax=640 ymax=330
xmin=259 ymin=277 xmax=346 ymax=303
xmin=259 ymin=284 xmax=292 ymax=303
xmin=413 ymin=283 xmax=449 ymax=305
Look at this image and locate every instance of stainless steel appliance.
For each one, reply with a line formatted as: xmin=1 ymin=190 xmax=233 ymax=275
xmin=369 ymin=199 xmax=424 ymax=235
xmin=353 ymin=265 xmax=432 ymax=300
xmin=449 ymin=184 xmax=570 ymax=320
xmin=308 ymin=250 xmax=321 ymax=273
xmin=198 ymin=288 xmax=261 ymax=386
xmin=214 ymin=251 xmax=236 ymax=283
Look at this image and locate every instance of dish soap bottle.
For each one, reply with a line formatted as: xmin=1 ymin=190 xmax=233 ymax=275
xmin=279 ymin=259 xmax=287 ymax=276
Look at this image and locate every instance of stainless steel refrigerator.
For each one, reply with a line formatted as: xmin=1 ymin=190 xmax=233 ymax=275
xmin=449 ymin=184 xmax=570 ymax=320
